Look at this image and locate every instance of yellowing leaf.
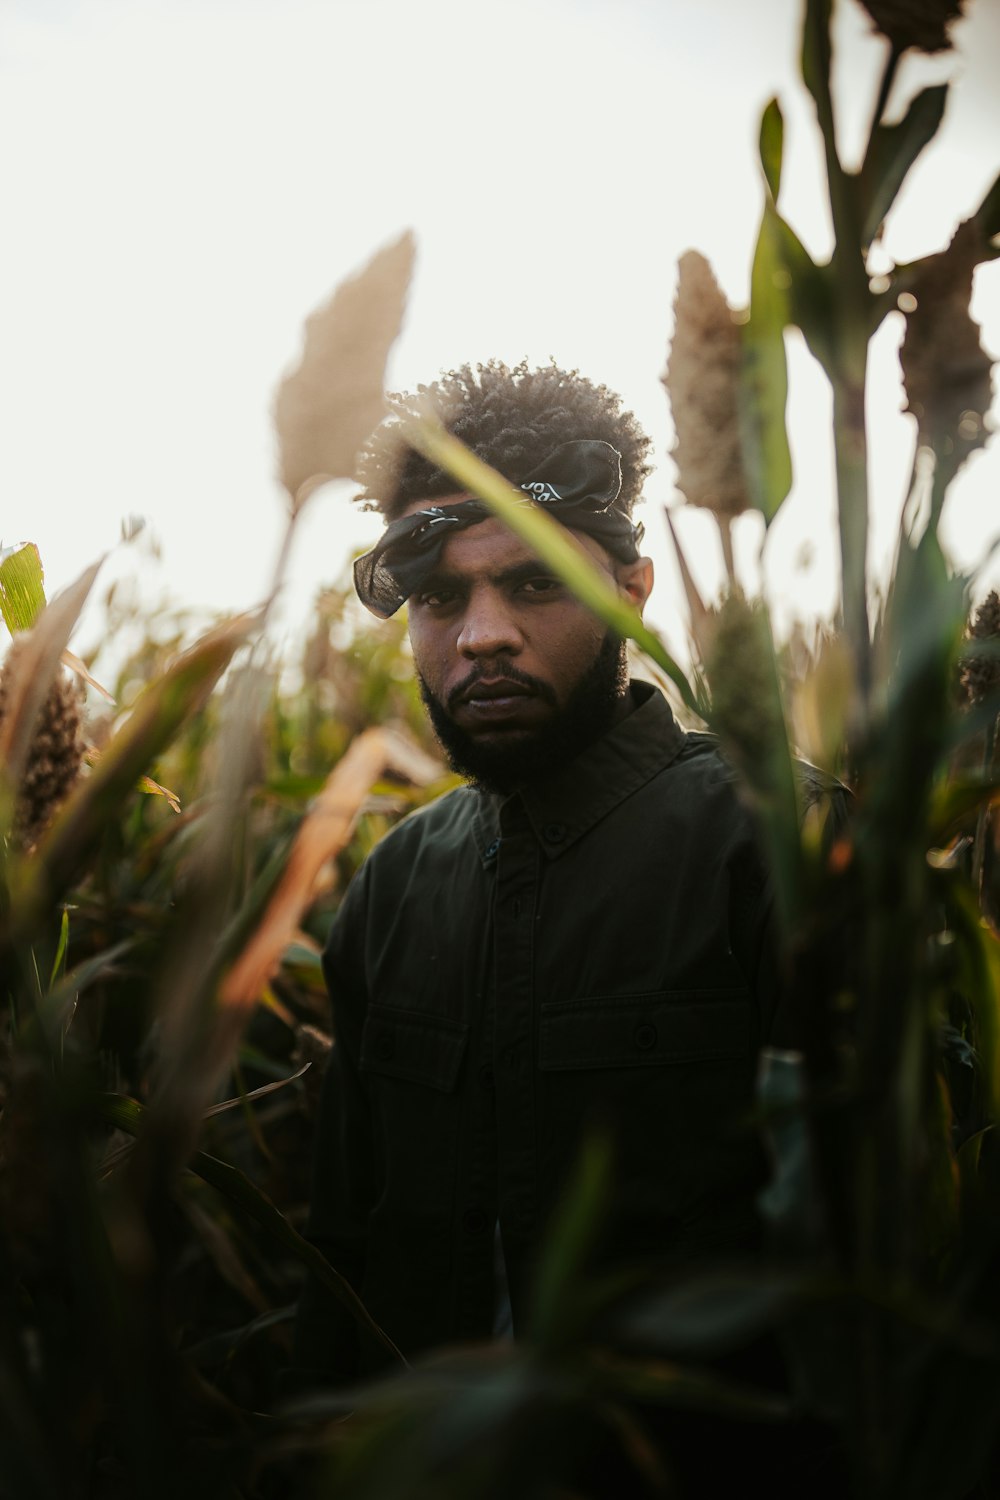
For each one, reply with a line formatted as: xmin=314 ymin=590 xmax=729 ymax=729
xmin=138 ymin=774 xmax=181 ymax=813
xmin=220 ymin=725 xmax=440 ymax=1012
xmin=274 ymin=231 xmax=415 ymax=511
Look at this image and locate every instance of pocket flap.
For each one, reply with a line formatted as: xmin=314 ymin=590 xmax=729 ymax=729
xmin=539 ymin=990 xmax=751 ymax=1071
xmin=360 ymin=1004 xmax=468 ymax=1092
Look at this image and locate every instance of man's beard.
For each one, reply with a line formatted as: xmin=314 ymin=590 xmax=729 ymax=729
xmin=419 ymin=632 xmax=630 ymax=796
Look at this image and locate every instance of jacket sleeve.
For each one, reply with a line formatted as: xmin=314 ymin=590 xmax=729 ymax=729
xmin=291 ymin=865 xmax=376 ymax=1388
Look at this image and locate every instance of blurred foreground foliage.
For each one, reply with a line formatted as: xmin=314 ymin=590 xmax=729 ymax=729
xmin=4 ymin=1 xmax=1000 ymax=1496
xmin=0 ymin=569 xmax=448 ymax=1498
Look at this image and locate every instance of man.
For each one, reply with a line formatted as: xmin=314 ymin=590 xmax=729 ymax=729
xmin=295 ymin=359 xmax=789 ymax=1388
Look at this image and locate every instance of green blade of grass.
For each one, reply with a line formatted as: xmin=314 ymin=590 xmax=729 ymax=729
xmin=741 ymin=203 xmax=794 ymax=525
xmin=860 ymin=84 xmax=948 ymax=249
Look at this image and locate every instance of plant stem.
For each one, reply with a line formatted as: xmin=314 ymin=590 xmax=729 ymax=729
xmin=720 ymin=517 xmax=737 ymax=587
xmin=833 ymin=377 xmax=872 ymax=714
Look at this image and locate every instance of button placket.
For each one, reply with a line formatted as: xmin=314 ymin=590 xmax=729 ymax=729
xmin=493 ymin=803 xmax=540 ymax=1249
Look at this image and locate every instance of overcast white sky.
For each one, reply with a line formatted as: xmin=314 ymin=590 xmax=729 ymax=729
xmin=2 ymin=0 xmax=998 ymax=667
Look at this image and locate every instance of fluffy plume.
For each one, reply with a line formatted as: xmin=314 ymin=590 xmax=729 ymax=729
xmin=274 ymin=232 xmax=415 ymax=512
xmin=0 ymin=637 xmax=84 ymax=849
xmin=663 ymin=251 xmax=749 ymax=518
xmin=900 ymin=219 xmax=995 ymax=477
xmin=858 ymin=0 xmax=965 ymax=54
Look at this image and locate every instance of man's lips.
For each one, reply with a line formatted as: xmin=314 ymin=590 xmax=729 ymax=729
xmin=456 ymin=680 xmax=534 ymax=704
xmin=449 ymin=677 xmax=547 ymax=728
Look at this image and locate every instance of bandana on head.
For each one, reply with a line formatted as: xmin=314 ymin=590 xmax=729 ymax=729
xmin=353 ymin=440 xmax=645 ymax=618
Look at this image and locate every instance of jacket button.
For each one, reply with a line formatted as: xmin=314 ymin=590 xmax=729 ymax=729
xmin=543 ymin=821 xmax=566 ymax=843
xmin=484 ymin=838 xmax=500 ymax=859
xmin=478 ymin=1064 xmax=495 ymax=1090
xmin=374 ymin=1030 xmax=395 ymax=1060
xmin=634 ymin=1023 xmax=657 ymax=1052
xmin=462 ymin=1207 xmax=488 ymax=1235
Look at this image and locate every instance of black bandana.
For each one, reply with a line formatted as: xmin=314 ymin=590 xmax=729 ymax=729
xmin=353 ymin=440 xmax=645 ymax=618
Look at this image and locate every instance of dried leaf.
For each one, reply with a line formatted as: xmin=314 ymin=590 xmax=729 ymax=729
xmin=787 ymin=627 xmax=854 ymax=772
xmin=663 ymin=506 xmax=711 ymax=653
xmin=219 ymin=725 xmax=441 ymax=1011
xmin=899 ymin=218 xmax=995 ymax=482
xmin=202 ymin=1062 xmax=311 ymax=1119
xmin=274 ymin=231 xmax=415 ymax=511
xmin=61 ymin=649 xmax=115 ymax=703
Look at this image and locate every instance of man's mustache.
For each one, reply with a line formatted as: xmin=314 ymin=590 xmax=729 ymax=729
xmin=448 ymin=665 xmax=557 ymax=713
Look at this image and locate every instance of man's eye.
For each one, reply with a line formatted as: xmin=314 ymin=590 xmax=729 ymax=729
xmin=519 ymin=576 xmax=561 ymax=596
xmin=416 ymin=589 xmax=456 ymax=609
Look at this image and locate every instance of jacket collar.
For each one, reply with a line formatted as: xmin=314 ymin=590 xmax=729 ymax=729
xmin=471 ymin=681 xmax=686 ymax=865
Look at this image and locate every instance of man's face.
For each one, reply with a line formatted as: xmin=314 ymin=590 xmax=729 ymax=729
xmin=402 ymin=500 xmax=652 ymax=793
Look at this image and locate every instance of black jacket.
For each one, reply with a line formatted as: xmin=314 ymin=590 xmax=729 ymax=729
xmin=295 ymin=682 xmax=801 ymax=1383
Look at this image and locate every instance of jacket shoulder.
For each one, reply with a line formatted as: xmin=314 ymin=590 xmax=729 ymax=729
xmin=365 ymin=783 xmax=478 ymax=863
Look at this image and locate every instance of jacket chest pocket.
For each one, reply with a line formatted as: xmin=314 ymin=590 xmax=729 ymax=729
xmin=360 ymin=1004 xmax=468 ymax=1092
xmin=537 ymin=989 xmax=759 ymax=1204
xmin=359 ymin=1005 xmax=469 ymax=1225
xmin=538 ymin=989 xmax=752 ymax=1071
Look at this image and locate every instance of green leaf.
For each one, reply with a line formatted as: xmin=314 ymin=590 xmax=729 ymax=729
xmin=30 ymin=936 xmax=140 ymax=1043
xmin=861 ymin=85 xmax=948 ymax=248
xmin=94 ymin=1090 xmax=407 ymax=1367
xmin=527 ymin=1132 xmax=612 ymax=1349
xmin=759 ymin=97 xmax=784 ymax=201
xmin=765 ymin=208 xmax=835 ymax=369
xmin=47 ymin=907 xmax=70 ymax=990
xmin=740 ymin=207 xmax=793 ymax=524
xmin=0 ymin=543 xmax=46 ymax=632
xmin=403 ymin=412 xmax=699 ymax=713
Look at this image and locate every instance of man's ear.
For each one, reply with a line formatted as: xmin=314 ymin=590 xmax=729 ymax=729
xmin=617 ymin=557 xmax=654 ymax=615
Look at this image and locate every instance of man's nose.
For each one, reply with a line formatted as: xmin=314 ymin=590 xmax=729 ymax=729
xmin=455 ymin=587 xmax=523 ymax=658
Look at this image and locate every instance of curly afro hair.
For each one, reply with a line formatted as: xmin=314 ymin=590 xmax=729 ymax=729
xmin=354 ymin=360 xmax=654 ymax=522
